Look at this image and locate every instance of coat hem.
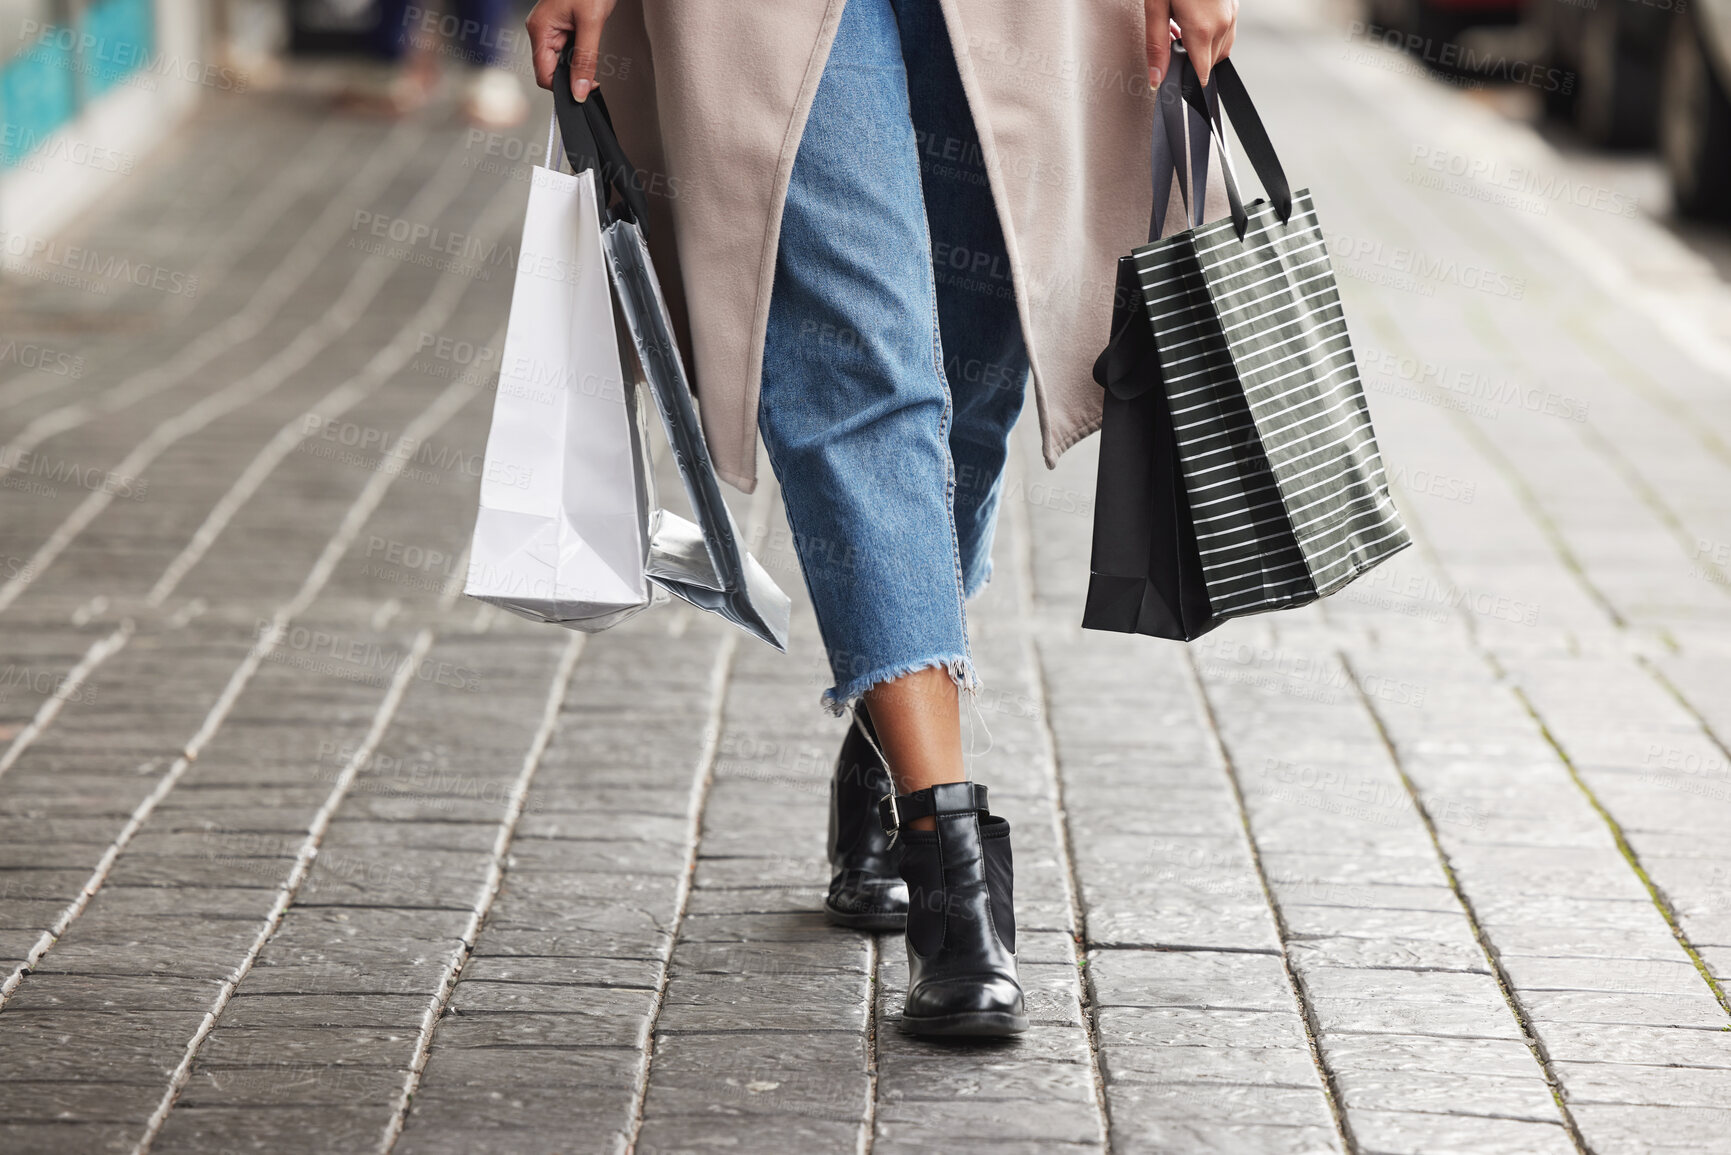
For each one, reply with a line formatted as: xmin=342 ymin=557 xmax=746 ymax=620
xmin=715 ymin=463 xmax=757 ymax=494
xmin=1045 ymin=413 xmax=1103 ymax=469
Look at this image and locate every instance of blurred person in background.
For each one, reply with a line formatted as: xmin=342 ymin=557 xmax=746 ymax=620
xmin=339 ymin=0 xmax=529 ymax=127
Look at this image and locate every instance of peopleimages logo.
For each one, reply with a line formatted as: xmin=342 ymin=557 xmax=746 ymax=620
xmin=0 ymin=126 xmax=132 ymax=173
xmin=1408 ymin=145 xmax=1640 ymax=219
xmin=1356 ymin=344 xmax=1589 ymax=423
xmin=1326 ymin=232 xmax=1526 ymax=300
xmin=1345 ymin=22 xmax=1575 ymax=93
xmin=0 ymin=231 xmax=198 ymax=297
xmin=0 ymin=447 xmax=148 ymax=500
xmin=0 ymin=339 xmax=84 ymax=378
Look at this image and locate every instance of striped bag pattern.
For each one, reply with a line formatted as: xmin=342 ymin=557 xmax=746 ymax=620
xmin=1133 ymin=187 xmax=1408 ymax=614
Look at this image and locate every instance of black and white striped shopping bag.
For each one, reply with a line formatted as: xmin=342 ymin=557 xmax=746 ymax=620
xmin=1084 ymin=53 xmax=1408 ymax=639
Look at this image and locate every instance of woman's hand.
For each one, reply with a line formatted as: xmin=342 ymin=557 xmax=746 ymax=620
xmin=525 ymin=0 xmax=616 ymax=102
xmin=1145 ymin=0 xmax=1238 ymax=87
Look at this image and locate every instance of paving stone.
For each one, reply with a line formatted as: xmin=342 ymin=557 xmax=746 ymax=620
xmin=0 ymin=899 xmax=80 ymax=931
xmin=1284 ymin=935 xmax=1488 ymax=972
xmin=1551 ymin=1059 xmax=1731 ymax=1107
xmin=194 ymin=1026 xmax=419 ymax=1070
xmin=1528 ymin=1021 xmax=1731 ymax=1067
xmin=1089 ymin=948 xmax=1303 ymax=1014
xmin=0 ymin=1122 xmax=136 ymax=1153
xmin=460 ymin=926 xmax=672 ymax=960
xmin=1102 ymin=1114 xmax=1341 ymax=1155
xmin=1346 ymin=1109 xmax=1577 ymax=1155
xmin=675 ymin=934 xmax=867 ymax=978
xmin=1300 ymin=966 xmax=1527 ymax=1040
xmin=401 ymin=1087 xmax=641 ymax=1139
xmin=103 ymin=854 xmax=295 ymax=890
xmin=400 ymin=1123 xmax=628 ymax=1155
xmin=656 ymin=971 xmax=867 ymax=1034
xmin=408 ymin=1045 xmax=641 ymax=1093
xmin=214 ymin=993 xmax=430 ymax=1030
xmin=875 ymin=1096 xmax=1102 ymax=1144
xmin=634 ymin=1113 xmax=858 ymax=1155
xmin=174 ymin=1063 xmax=406 ymax=1108
xmin=679 ymin=884 xmax=832 ymax=918
xmin=1 ymin=971 xmax=224 ymax=1013
xmin=876 ymin=1142 xmax=1104 ymax=1155
xmin=431 ymin=1003 xmax=654 ymax=1050
xmin=1571 ymin=1102 xmax=1731 ymax=1152
xmin=506 ymin=837 xmax=690 ymax=877
xmin=149 ymin=1105 xmax=387 ymax=1153
xmin=0 ymin=1081 xmax=162 ymax=1122
xmin=0 ymin=1009 xmax=194 ymax=1082
xmin=640 ymin=1031 xmax=867 ymax=1123
xmin=1327 ymin=1061 xmax=1557 ymax=1120
xmin=1099 ymin=1040 xmax=1323 ymax=1090
xmin=691 ymin=852 xmax=827 ymax=890
xmin=455 ymin=954 xmax=663 ymax=990
xmin=1516 ymin=987 xmax=1730 ymax=1029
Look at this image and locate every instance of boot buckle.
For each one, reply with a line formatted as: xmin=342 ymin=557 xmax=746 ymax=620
xmin=878 ymin=791 xmax=900 ymax=846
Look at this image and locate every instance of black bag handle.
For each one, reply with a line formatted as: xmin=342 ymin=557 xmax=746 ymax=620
xmin=552 ymin=44 xmax=651 ymax=233
xmin=1179 ymin=55 xmax=1292 ymax=240
xmin=1148 ymin=44 xmax=1212 ymax=240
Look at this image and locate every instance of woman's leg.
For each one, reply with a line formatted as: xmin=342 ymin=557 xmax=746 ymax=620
xmin=758 ymin=0 xmax=975 ymax=789
xmin=760 ymin=0 xmax=1026 ymax=1038
xmin=854 ymin=1 xmax=1029 ymax=812
xmin=898 ymin=0 xmax=1031 ymax=600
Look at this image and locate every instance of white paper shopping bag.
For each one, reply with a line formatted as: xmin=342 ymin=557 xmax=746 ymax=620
xmin=464 ymin=163 xmax=653 ymax=630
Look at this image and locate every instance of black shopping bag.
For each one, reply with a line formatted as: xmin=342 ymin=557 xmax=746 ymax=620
xmin=1084 ymin=256 xmax=1218 ymax=639
xmin=1083 ymin=51 xmax=1408 ymax=639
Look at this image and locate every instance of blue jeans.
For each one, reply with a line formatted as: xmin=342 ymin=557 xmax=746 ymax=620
xmin=758 ymin=0 xmax=1029 ymax=714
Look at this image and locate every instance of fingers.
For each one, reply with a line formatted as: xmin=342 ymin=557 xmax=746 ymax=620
xmin=1197 ymin=18 xmax=1237 ymax=83
xmin=530 ymin=36 xmax=564 ymax=92
xmin=524 ymin=0 xmax=613 ymax=98
xmin=1169 ymin=0 xmax=1237 ymax=84
xmin=1189 ymin=37 xmax=1218 ymax=85
xmin=569 ymin=18 xmax=603 ymax=102
xmin=1145 ymin=0 xmax=1173 ymax=90
xmin=525 ymin=4 xmax=564 ymax=91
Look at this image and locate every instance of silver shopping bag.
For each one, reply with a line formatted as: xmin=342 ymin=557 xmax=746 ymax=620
xmin=604 ymin=219 xmax=791 ymax=652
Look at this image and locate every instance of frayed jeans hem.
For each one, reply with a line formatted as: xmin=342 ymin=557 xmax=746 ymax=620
xmin=822 ymin=654 xmax=979 ymax=717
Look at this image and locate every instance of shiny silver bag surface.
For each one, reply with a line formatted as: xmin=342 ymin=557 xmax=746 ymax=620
xmin=604 ymin=216 xmax=791 ymax=651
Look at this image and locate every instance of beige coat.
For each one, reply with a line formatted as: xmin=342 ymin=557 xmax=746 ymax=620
xmin=600 ymin=0 xmax=1226 ymax=492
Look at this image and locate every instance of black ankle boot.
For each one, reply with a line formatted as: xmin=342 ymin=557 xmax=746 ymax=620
xmin=823 ymin=710 xmax=908 ymax=930
xmin=881 ymin=781 xmax=1028 ymax=1037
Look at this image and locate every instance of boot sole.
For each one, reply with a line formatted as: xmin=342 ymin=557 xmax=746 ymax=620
xmin=822 ymin=901 xmax=907 ymax=932
xmin=896 ymin=1010 xmax=1030 ymax=1038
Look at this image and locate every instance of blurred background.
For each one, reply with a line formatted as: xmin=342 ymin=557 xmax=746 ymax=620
xmin=0 ymin=0 xmax=532 ymax=242
xmin=1370 ymin=0 xmax=1719 ymax=177
xmin=1346 ymin=0 xmax=1731 ymax=245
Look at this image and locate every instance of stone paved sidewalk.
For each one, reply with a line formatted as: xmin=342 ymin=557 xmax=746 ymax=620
xmin=3 ymin=5 xmax=1731 ymax=1154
